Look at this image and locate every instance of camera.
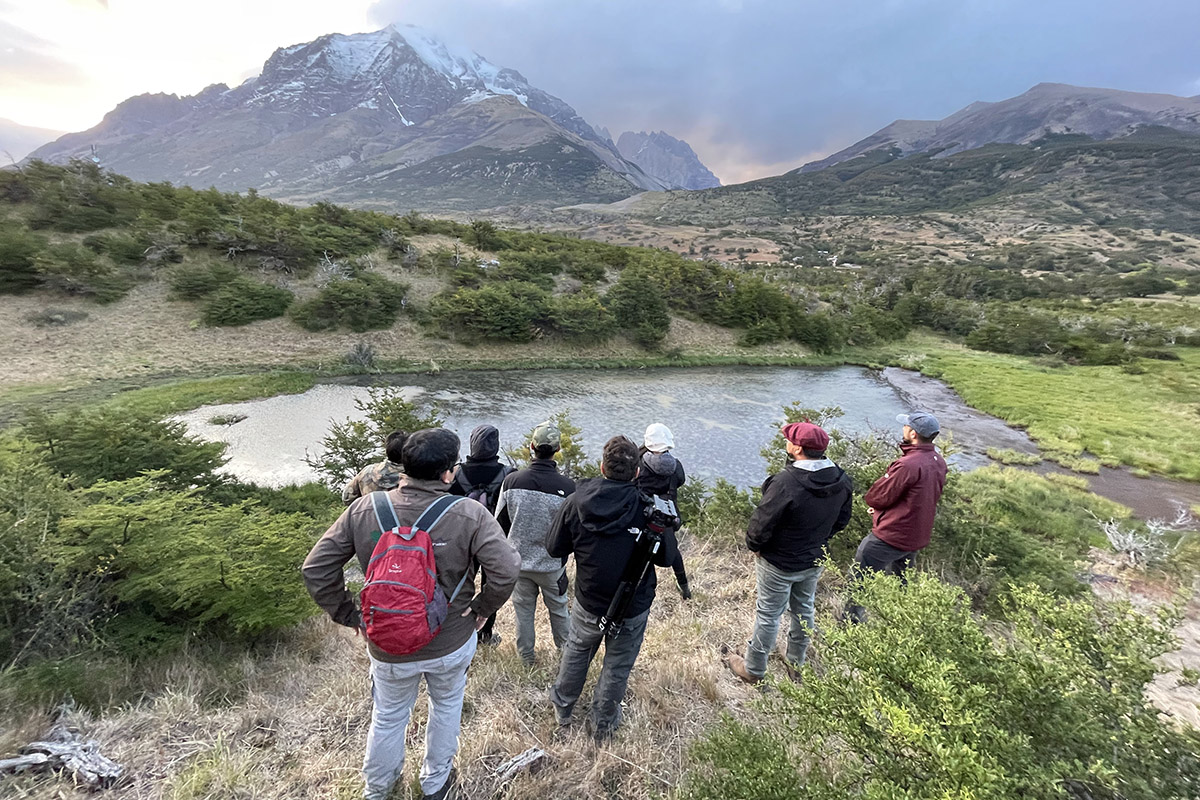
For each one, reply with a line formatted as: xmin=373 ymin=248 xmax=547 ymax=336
xmin=642 ymin=494 xmax=680 ymax=533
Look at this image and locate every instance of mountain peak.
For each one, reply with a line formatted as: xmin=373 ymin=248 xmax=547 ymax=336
xmin=616 ymin=130 xmax=720 ymax=189
xmin=802 ymin=82 xmax=1200 ymax=173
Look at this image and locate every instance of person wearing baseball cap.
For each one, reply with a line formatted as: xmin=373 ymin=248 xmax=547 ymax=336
xmin=846 ymin=411 xmax=948 ymax=624
xmin=493 ymin=421 xmax=577 ymax=666
xmin=724 ymin=421 xmax=853 ymax=684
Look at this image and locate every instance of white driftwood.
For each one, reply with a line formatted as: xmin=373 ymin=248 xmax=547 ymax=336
xmin=494 ymin=746 xmax=549 ymax=785
xmin=0 ymin=719 xmax=122 ymax=789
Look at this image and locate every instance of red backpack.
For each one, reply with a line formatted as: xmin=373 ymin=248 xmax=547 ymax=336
xmin=361 ymin=493 xmax=468 ymax=656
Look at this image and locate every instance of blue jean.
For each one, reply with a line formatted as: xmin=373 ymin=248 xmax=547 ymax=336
xmin=745 ymin=557 xmax=822 ymax=677
xmin=550 ymin=604 xmax=650 ymax=737
xmin=362 ymin=635 xmax=477 ymax=799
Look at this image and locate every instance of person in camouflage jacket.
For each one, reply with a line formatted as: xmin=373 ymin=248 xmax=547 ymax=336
xmin=342 ymin=431 xmax=407 ymax=505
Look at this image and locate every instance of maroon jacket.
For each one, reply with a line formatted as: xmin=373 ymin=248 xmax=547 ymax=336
xmin=863 ymin=443 xmax=948 ymax=552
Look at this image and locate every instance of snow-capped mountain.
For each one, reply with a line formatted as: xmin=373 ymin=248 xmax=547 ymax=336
xmin=616 ymin=130 xmax=720 ymax=190
xmin=28 ymin=25 xmax=672 ymax=209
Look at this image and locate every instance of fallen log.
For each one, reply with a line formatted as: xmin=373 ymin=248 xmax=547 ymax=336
xmin=0 ymin=717 xmax=123 ymax=789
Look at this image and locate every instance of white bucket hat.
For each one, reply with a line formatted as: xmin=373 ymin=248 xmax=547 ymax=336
xmin=643 ymin=423 xmax=675 ymax=453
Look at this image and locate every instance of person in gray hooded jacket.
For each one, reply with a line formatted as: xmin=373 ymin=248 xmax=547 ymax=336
xmin=494 ymin=421 xmax=576 ymax=665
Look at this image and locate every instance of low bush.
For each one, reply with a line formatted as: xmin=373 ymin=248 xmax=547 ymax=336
xmin=686 ymin=574 xmax=1200 ymax=800
xmin=201 ymin=279 xmax=293 ymax=326
xmin=168 ymin=262 xmax=242 ymax=300
xmin=0 ymin=227 xmax=46 ymax=294
xmin=38 ymin=242 xmax=132 ymax=302
xmin=429 ymin=281 xmax=550 ymax=342
xmin=548 ymin=291 xmax=616 ymax=341
xmin=290 ymin=273 xmax=409 ymax=332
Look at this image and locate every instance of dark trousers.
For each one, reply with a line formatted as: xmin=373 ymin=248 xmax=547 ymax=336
xmin=846 ymin=533 xmax=919 ymax=623
xmin=550 ymin=604 xmax=650 ymax=738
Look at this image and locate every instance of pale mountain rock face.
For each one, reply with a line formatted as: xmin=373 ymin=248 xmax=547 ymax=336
xmin=801 ymin=83 xmax=1200 ymax=173
xmin=27 ymin=25 xmax=665 ymax=209
xmin=616 ymin=130 xmax=721 ymax=189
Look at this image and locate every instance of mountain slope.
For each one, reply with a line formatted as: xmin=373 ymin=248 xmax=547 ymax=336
xmin=26 ymin=25 xmax=664 ymax=209
xmin=802 ymin=83 xmax=1200 ymax=173
xmin=624 ymin=127 xmax=1200 ymax=234
xmin=616 ymin=130 xmax=721 ymax=190
xmin=0 ymin=118 xmax=64 ymax=163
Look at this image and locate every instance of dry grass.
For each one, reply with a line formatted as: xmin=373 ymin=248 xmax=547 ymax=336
xmin=0 ymin=535 xmax=777 ymax=800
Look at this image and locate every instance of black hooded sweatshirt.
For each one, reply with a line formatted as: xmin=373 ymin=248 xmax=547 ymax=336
xmin=745 ymin=463 xmax=853 ymax=572
xmin=451 ymin=425 xmax=511 ymax=514
xmin=546 ymin=477 xmax=679 ymax=619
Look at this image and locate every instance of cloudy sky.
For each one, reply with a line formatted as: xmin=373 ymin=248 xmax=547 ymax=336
xmin=2 ymin=0 xmax=1199 ymax=182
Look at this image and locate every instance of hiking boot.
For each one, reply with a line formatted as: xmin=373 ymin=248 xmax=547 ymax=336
xmin=478 ymin=632 xmax=502 ymax=647
xmin=421 ymin=767 xmax=458 ymax=800
xmin=781 ymin=659 xmax=803 ymax=683
xmin=720 ymin=644 xmax=763 ymax=686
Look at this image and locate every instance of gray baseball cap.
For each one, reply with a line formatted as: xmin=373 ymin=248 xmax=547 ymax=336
xmin=897 ymin=412 xmax=940 ymax=438
xmin=531 ymin=421 xmax=561 ymax=449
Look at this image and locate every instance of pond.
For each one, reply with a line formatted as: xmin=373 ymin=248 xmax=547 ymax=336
xmin=176 ymin=365 xmax=983 ymax=489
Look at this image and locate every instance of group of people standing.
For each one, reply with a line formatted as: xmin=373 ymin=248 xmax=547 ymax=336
xmin=303 ymin=411 xmax=947 ymax=800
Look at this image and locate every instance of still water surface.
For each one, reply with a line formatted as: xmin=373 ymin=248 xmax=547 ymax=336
xmin=177 ymin=366 xmax=965 ymax=488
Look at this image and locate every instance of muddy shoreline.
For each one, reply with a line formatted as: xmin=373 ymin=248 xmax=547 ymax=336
xmin=881 ymin=367 xmax=1200 ymax=521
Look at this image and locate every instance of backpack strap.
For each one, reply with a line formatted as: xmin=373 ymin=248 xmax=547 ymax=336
xmin=369 ymin=491 xmax=400 ymax=542
xmin=414 ymin=495 xmax=472 ymax=604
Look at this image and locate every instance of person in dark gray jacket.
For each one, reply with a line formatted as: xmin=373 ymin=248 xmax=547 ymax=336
xmin=494 ymin=421 xmax=576 ymax=665
xmin=725 ymin=422 xmax=852 ymax=684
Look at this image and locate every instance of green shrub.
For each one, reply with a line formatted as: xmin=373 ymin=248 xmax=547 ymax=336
xmin=428 ymin=281 xmax=550 ymax=342
xmin=290 ymin=273 xmax=409 ymax=332
xmin=82 ymin=231 xmax=149 ymax=265
xmin=201 ymin=279 xmax=293 ymax=326
xmin=38 ymin=242 xmax=132 ymax=302
xmin=168 ymin=262 xmax=242 ymax=300
xmin=0 ymin=227 xmax=47 ymax=294
xmin=548 ymin=291 xmax=616 ymax=341
xmin=305 ymin=387 xmax=443 ymax=492
xmin=503 ymin=411 xmax=598 ymax=480
xmin=604 ymin=266 xmax=669 ymax=349
xmin=20 ymin=406 xmax=227 ymax=489
xmin=686 ymin=574 xmax=1200 ymax=800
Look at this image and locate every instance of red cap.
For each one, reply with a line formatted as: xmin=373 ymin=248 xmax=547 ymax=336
xmin=781 ymin=421 xmax=830 ymax=451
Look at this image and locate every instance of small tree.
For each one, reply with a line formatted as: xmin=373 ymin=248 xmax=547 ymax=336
xmin=305 ymin=387 xmax=442 ymax=492
xmin=605 ymin=266 xmax=670 ymax=350
xmin=503 ymin=411 xmax=599 ymax=480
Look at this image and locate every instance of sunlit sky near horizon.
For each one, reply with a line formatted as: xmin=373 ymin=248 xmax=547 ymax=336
xmin=2 ymin=0 xmax=1198 ymax=183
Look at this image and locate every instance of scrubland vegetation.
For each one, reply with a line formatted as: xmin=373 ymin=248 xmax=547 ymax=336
xmin=2 ymin=392 xmax=1197 ymax=798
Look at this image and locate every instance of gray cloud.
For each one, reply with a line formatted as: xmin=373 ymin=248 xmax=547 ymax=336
xmin=0 ymin=20 xmax=86 ymax=90
xmin=367 ymin=0 xmax=1200 ymax=183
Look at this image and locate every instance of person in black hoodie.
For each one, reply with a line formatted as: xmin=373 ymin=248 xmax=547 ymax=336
xmin=546 ymin=435 xmax=678 ymax=741
xmin=725 ymin=422 xmax=852 ymax=684
xmin=450 ymin=424 xmax=513 ymax=646
xmin=636 ymin=423 xmax=691 ymax=599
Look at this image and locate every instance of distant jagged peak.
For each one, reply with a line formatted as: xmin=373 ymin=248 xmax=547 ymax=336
xmin=615 ymin=129 xmax=720 ymax=190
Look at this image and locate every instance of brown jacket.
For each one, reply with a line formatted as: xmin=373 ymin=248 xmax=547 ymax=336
xmin=303 ymin=476 xmax=520 ymax=663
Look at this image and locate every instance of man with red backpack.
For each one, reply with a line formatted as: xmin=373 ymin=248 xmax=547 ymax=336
xmin=303 ymin=428 xmax=520 ymax=800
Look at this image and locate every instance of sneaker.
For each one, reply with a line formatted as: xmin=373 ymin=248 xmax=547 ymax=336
xmin=421 ymin=767 xmax=458 ymax=800
xmin=781 ymin=659 xmax=803 ymax=683
xmin=478 ymin=632 xmax=502 ymax=647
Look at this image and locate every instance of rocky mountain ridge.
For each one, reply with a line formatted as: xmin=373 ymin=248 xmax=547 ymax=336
xmin=25 ymin=26 xmax=713 ymax=209
xmin=616 ymin=130 xmax=721 ymax=190
xmin=801 ymin=83 xmax=1200 ymax=173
